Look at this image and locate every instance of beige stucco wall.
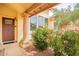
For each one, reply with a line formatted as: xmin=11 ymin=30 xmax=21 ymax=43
xmin=48 ymin=16 xmax=55 ymax=30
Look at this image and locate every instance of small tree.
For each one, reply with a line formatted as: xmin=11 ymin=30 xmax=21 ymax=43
xmin=53 ymin=4 xmax=79 ymax=31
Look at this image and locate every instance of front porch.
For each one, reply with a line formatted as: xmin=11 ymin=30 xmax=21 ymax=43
xmin=0 ymin=3 xmax=79 ymax=56
xmin=0 ymin=3 xmax=57 ymax=56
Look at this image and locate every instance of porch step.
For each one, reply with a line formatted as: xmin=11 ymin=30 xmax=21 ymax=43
xmin=3 ymin=40 xmax=15 ymax=45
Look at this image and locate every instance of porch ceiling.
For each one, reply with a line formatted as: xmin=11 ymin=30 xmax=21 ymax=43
xmin=2 ymin=3 xmax=34 ymax=13
xmin=25 ymin=3 xmax=58 ymax=17
xmin=0 ymin=3 xmax=58 ymax=16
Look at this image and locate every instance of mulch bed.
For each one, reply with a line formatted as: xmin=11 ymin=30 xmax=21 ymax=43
xmin=24 ymin=42 xmax=54 ymax=56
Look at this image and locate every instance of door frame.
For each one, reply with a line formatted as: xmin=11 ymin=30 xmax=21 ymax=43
xmin=2 ymin=17 xmax=16 ymax=44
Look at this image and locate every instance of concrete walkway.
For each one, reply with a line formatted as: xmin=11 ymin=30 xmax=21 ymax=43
xmin=3 ymin=43 xmax=26 ymax=56
xmin=2 ymin=43 xmax=53 ymax=56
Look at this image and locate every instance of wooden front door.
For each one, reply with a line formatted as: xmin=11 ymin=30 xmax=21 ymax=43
xmin=2 ymin=17 xmax=15 ymax=43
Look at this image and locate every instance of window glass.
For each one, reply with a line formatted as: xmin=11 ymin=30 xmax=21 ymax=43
xmin=38 ymin=16 xmax=44 ymax=28
xmin=30 ymin=15 xmax=37 ymax=30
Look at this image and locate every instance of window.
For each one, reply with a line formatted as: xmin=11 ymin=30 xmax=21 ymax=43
xmin=38 ymin=16 xmax=44 ymax=28
xmin=5 ymin=20 xmax=13 ymax=24
xmin=30 ymin=15 xmax=48 ymax=31
xmin=30 ymin=15 xmax=37 ymax=30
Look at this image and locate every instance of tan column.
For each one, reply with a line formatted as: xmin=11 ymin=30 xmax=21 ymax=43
xmin=22 ymin=13 xmax=30 ymax=48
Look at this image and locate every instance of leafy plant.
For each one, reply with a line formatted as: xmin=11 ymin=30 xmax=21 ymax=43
xmin=51 ymin=32 xmax=64 ymax=56
xmin=53 ymin=7 xmax=72 ymax=30
xmin=32 ymin=28 xmax=48 ymax=51
xmin=32 ymin=27 xmax=79 ymax=55
xmin=53 ymin=4 xmax=79 ymax=31
xmin=62 ymin=31 xmax=79 ymax=56
xmin=47 ymin=29 xmax=54 ymax=47
xmin=49 ymin=31 xmax=79 ymax=56
xmin=19 ymin=39 xmax=24 ymax=48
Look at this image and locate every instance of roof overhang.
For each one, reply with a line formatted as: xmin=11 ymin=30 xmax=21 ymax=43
xmin=24 ymin=3 xmax=58 ymax=17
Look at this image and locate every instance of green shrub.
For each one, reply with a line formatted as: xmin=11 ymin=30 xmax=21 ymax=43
xmin=51 ymin=32 xmax=64 ymax=56
xmin=49 ymin=31 xmax=79 ymax=56
xmin=32 ymin=28 xmax=48 ymax=51
xmin=62 ymin=31 xmax=79 ymax=56
xmin=47 ymin=29 xmax=54 ymax=47
xmin=32 ymin=27 xmax=79 ymax=55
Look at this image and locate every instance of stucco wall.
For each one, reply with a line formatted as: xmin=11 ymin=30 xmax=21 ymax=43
xmin=48 ymin=16 xmax=55 ymax=30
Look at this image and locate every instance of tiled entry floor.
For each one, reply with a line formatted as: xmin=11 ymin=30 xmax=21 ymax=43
xmin=3 ymin=43 xmax=26 ymax=56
